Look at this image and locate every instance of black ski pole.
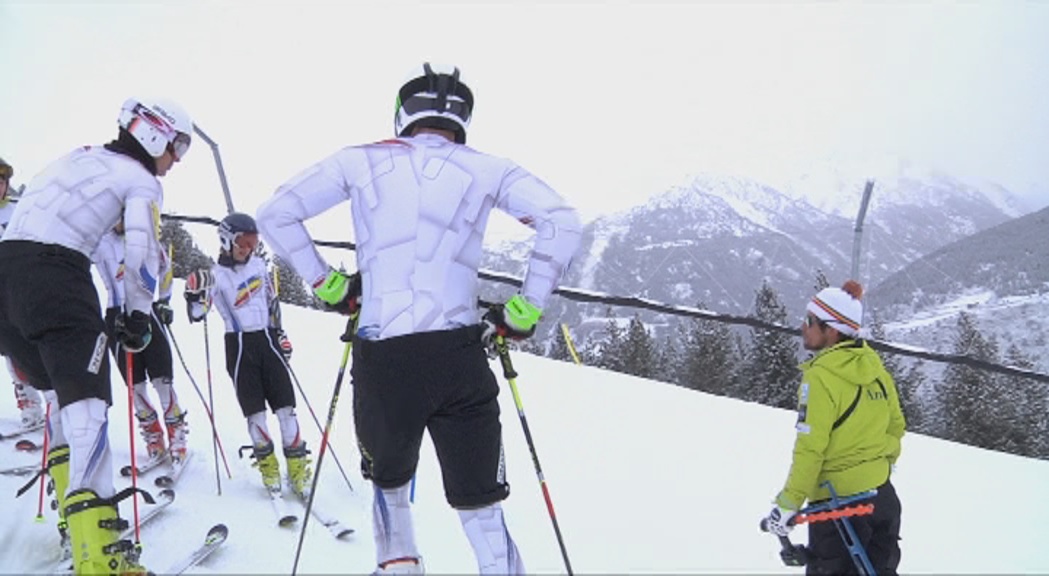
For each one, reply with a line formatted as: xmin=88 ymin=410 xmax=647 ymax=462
xmin=165 ymin=324 xmax=232 ymax=479
xmin=291 ymin=316 xmax=356 ymax=576
xmin=285 ymin=362 xmax=355 ymax=493
xmin=494 ymin=335 xmax=574 ymax=575
xmin=203 ymin=316 xmax=222 ymax=496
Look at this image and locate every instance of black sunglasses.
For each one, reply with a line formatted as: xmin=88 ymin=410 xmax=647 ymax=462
xmin=803 ymin=315 xmax=827 ymax=328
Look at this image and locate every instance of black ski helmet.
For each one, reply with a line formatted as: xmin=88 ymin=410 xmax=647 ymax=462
xmin=394 ymin=62 xmax=473 ymax=144
xmin=0 ymin=156 xmax=12 ymax=180
xmin=218 ymin=212 xmax=258 ymax=253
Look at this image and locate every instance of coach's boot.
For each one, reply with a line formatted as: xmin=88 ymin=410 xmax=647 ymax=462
xmin=65 ymin=489 xmax=149 ymax=575
xmin=252 ymin=442 xmax=281 ymax=493
xmin=284 ymin=442 xmax=313 ymax=498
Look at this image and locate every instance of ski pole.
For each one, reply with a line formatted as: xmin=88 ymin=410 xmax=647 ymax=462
xmin=165 ymin=325 xmax=231 ymax=478
xmin=34 ymin=401 xmax=51 ymax=522
xmin=202 ymin=316 xmax=223 ymax=496
xmin=125 ymin=350 xmax=142 ymax=548
xmin=494 ymin=335 xmax=574 ymax=576
xmin=285 ymin=362 xmax=354 ymax=493
xmin=292 ymin=315 xmax=356 ymax=576
xmin=165 ymin=324 xmax=232 ymax=479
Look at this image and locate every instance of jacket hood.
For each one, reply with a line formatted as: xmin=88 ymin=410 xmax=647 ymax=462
xmin=800 ymin=339 xmax=886 ymax=388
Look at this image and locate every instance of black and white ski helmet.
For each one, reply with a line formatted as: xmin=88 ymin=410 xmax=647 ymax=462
xmin=394 ymin=62 xmax=473 ymax=144
xmin=218 ymin=212 xmax=257 ymax=253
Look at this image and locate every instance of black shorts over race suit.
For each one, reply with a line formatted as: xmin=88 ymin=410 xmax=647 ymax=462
xmin=351 ymin=324 xmax=509 ymax=509
xmin=0 ymin=241 xmax=112 ymax=408
xmin=224 ymin=328 xmax=295 ymax=417
xmin=105 ymin=307 xmax=174 ymax=386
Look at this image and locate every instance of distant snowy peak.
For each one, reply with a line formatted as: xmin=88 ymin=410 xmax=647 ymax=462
xmin=641 ymin=173 xmax=832 ymax=234
xmin=776 ymin=154 xmax=1030 ymax=219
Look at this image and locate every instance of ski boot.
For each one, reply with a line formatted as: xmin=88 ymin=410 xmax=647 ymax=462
xmin=373 ymin=557 xmax=425 ymax=575
xmin=252 ymin=442 xmax=282 ymax=493
xmin=138 ymin=411 xmax=167 ymax=461
xmin=47 ymin=445 xmax=72 ymax=563
xmin=65 ymin=489 xmax=150 ymax=575
xmin=284 ymin=442 xmax=313 ymax=498
xmin=14 ymin=383 xmax=46 ymax=429
xmin=165 ymin=410 xmax=189 ymax=465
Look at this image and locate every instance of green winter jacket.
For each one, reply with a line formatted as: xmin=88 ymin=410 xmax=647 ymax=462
xmin=776 ymin=339 xmax=906 ymax=510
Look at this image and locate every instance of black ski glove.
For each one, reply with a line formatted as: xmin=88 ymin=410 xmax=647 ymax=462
xmin=153 ymin=298 xmax=174 ymax=326
xmin=114 ymin=310 xmax=152 ymax=353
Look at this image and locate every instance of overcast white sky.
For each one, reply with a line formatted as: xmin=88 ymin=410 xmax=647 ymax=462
xmin=2 ymin=1 xmax=1048 ymax=235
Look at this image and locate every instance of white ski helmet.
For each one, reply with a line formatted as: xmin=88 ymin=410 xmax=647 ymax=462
xmin=117 ymin=97 xmax=193 ymax=160
xmin=394 ymin=63 xmax=473 ymax=144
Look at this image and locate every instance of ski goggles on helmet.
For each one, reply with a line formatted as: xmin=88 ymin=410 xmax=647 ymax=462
xmin=398 ymin=94 xmax=472 ymax=124
xmin=168 ymin=132 xmax=192 ymax=161
xmin=233 ymin=231 xmax=259 ymax=253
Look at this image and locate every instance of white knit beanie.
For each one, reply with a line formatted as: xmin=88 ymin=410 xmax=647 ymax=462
xmin=806 ymin=280 xmax=864 ymax=337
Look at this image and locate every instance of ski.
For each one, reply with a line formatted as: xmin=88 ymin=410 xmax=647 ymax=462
xmin=155 ymin=450 xmax=193 ymax=488
xmin=0 ymin=463 xmax=38 ymax=477
xmin=14 ymin=438 xmax=40 ymax=452
xmin=119 ymin=488 xmax=176 ymax=541
xmin=0 ymin=419 xmax=44 ymax=440
xmin=296 ymin=491 xmax=354 ymax=539
xmin=269 ymin=489 xmax=299 ymax=527
xmin=165 ymin=523 xmax=228 ymax=575
xmin=120 ymin=451 xmax=169 ymax=478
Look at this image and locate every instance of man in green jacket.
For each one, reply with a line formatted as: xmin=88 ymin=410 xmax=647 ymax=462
xmin=763 ymin=280 xmax=906 ymax=574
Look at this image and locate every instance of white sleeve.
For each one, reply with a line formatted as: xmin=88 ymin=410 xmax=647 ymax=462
xmin=91 ymin=235 xmax=119 ymax=308
xmin=257 ymin=149 xmax=354 ymax=289
xmin=495 ymin=165 xmax=583 ymax=309
xmin=122 ymin=184 xmax=164 ymax=315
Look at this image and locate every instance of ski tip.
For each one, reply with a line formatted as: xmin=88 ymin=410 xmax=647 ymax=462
xmin=120 ymin=466 xmax=136 ymax=477
xmin=15 ymin=439 xmax=39 ymax=452
xmin=155 ymin=476 xmax=173 ymax=488
xmin=335 ymin=528 xmax=355 ymax=539
xmin=278 ymin=515 xmax=299 ymax=527
xmin=207 ymin=523 xmax=229 ymax=539
xmin=160 ymin=488 xmax=176 ymax=502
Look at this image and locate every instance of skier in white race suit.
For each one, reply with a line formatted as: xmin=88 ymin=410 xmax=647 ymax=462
xmin=257 ymin=62 xmax=583 ymax=575
xmin=93 ymin=221 xmax=190 ymax=465
xmin=0 ymin=97 xmax=192 ymax=575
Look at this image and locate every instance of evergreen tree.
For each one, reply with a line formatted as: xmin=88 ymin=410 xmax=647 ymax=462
xmin=159 ymin=218 xmax=213 ymax=278
xmin=620 ymin=314 xmax=656 ymax=378
xmin=594 ymin=307 xmax=626 ymax=373
xmin=742 ymin=280 xmax=798 ymax=409
xmin=942 ymin=313 xmax=1019 ymax=453
xmin=272 ymin=255 xmax=319 ymax=309
xmin=1002 ymin=344 xmax=1048 ymax=458
xmin=653 ymin=332 xmax=682 ymax=386
xmin=681 ymin=307 xmax=739 ymax=396
xmin=895 ymin=361 xmax=928 ymax=433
